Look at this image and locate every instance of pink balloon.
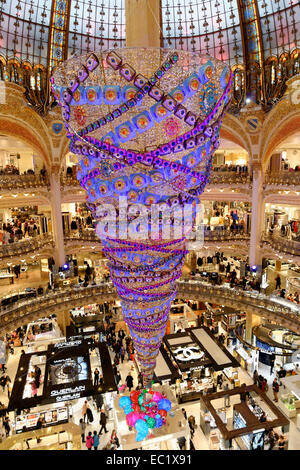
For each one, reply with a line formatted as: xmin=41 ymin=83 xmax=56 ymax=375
xmin=152 ymin=392 xmax=162 ymax=403
xmin=126 ymin=411 xmax=141 ymax=427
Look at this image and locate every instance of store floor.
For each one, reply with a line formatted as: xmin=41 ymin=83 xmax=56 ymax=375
xmin=0 ymin=267 xmax=45 ymax=299
xmin=1 ymin=332 xmax=300 ymax=450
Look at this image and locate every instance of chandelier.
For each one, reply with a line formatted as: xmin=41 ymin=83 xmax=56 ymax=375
xmin=52 ymin=47 xmax=232 ymax=386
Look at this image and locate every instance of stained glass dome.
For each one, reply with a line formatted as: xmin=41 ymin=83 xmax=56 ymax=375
xmin=0 ymin=0 xmax=299 ymax=67
xmin=0 ymin=0 xmax=298 ymax=113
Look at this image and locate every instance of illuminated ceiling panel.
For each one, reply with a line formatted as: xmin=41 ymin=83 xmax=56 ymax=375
xmin=161 ymin=0 xmax=244 ymax=65
xmin=0 ymin=0 xmax=51 ymax=65
xmin=68 ymin=0 xmax=126 ymax=57
xmin=257 ymin=0 xmax=300 ymax=57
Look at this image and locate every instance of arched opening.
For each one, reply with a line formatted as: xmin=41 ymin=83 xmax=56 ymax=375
xmin=263 ymin=113 xmax=300 ymax=172
xmin=213 ymin=136 xmax=249 ymax=171
xmin=0 ymin=135 xmax=46 ymax=175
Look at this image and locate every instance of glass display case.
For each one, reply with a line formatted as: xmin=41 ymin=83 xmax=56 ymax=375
xmin=278 ymin=393 xmax=299 ymax=418
xmin=177 ymin=376 xmax=214 ymax=403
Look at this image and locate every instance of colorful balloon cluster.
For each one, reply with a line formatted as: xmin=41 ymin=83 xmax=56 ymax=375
xmin=119 ymin=388 xmax=172 ymax=442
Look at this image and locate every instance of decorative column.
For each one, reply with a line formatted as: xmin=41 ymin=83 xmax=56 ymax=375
xmin=56 ymin=309 xmax=71 ymax=336
xmin=245 ymin=311 xmax=261 ymax=344
xmin=125 ymin=0 xmax=161 ymax=48
xmin=50 ymin=165 xmax=65 ymax=267
xmin=249 ymin=162 xmax=264 ymax=271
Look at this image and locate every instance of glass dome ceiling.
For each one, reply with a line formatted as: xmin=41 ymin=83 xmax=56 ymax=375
xmin=0 ymin=0 xmax=298 ymax=115
xmin=0 ymin=0 xmax=298 ymax=69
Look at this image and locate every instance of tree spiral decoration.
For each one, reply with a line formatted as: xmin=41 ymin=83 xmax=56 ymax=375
xmin=52 ymin=47 xmax=232 ymax=386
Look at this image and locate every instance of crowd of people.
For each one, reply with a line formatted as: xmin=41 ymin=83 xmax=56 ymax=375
xmin=0 ymin=219 xmax=40 ymax=245
xmin=103 ymin=319 xmax=138 ymax=393
xmin=0 ymin=164 xmax=47 ymax=178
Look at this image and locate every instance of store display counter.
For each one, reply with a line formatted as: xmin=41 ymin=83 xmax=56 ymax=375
xmin=0 ymin=272 xmax=14 ymax=285
xmin=297 ymin=413 xmax=300 ymax=431
xmin=178 ymin=378 xmax=214 ymax=403
xmin=0 ymin=422 xmax=82 ymax=450
xmin=280 ymin=374 xmax=300 ymax=418
xmin=223 ymin=367 xmax=240 ymax=386
xmin=233 ymin=347 xmax=252 ymax=372
xmin=277 ymin=394 xmax=298 ymax=418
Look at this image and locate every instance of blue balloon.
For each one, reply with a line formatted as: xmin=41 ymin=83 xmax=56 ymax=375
xmin=124 ymin=405 xmax=133 ymax=415
xmin=135 ymin=419 xmax=149 ymax=442
xmin=158 ymin=398 xmax=171 ymax=412
xmin=155 ymin=414 xmax=163 ymax=428
xmin=119 ymin=396 xmax=132 ymax=410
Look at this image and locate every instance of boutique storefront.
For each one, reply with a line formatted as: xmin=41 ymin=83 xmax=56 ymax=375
xmin=200 ymin=385 xmax=290 ymax=450
xmin=162 ymin=327 xmax=239 ymax=403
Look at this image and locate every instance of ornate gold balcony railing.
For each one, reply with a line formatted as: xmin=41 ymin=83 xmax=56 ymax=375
xmin=264 ymin=172 xmax=300 ymax=186
xmin=1 ymin=279 xmax=299 ymax=336
xmin=261 ymin=231 xmax=300 ymax=257
xmin=209 ymin=170 xmax=252 ymax=185
xmin=60 ymin=175 xmax=80 ymax=187
xmin=0 ymin=234 xmax=54 ymax=262
xmin=0 ymin=174 xmax=49 ymax=191
xmin=203 ymin=229 xmax=250 ymax=241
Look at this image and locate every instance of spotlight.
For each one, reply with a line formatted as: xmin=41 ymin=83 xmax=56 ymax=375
xmin=251 ymin=265 xmax=257 ymax=272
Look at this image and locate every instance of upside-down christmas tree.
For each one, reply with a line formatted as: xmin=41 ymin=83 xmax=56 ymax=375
xmin=52 ymin=47 xmax=232 ymax=386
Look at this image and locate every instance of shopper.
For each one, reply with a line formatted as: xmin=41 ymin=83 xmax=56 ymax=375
xmin=3 ymin=417 xmax=10 ymax=437
xmin=259 ymin=411 xmax=267 ymax=423
xmin=126 ymin=372 xmax=134 ymax=391
xmin=278 ymin=366 xmax=286 ymax=386
xmin=82 ymin=400 xmax=90 ymax=423
xmin=240 ymin=384 xmax=250 ymax=402
xmin=275 ymin=275 xmax=281 ymax=290
xmin=79 ymin=418 xmax=86 ymax=443
xmin=120 ymin=346 xmax=125 ymax=363
xmin=253 ymin=369 xmax=259 ymax=386
xmin=217 ymin=374 xmax=223 ymax=389
xmin=267 ymin=430 xmax=278 ymax=450
xmin=99 ymin=408 xmax=108 ymax=435
xmin=34 ymin=365 xmax=41 ymax=389
xmin=0 ymin=374 xmax=10 ymax=393
xmin=223 ymin=382 xmax=230 ymax=407
xmin=182 ymin=408 xmax=187 ymax=420
xmin=94 ymin=368 xmax=100 ymax=386
xmin=188 ymin=415 xmax=196 ymax=438
xmin=111 ymin=429 xmax=119 ymax=448
xmin=115 ymin=370 xmax=122 ymax=388
xmin=86 ymin=431 xmax=93 ymax=450
xmin=270 ymin=356 xmax=275 ymax=375
xmin=177 ymin=436 xmax=186 ymax=450
xmin=272 ymin=378 xmax=279 ymax=402
xmin=278 ymin=435 xmax=286 ymax=450
xmin=92 ymin=430 xmax=99 ymax=450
